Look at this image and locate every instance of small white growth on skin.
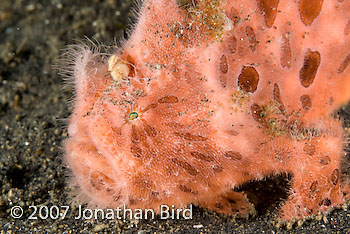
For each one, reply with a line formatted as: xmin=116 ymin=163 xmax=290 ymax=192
xmin=222 ymin=13 xmax=234 ymax=32
xmin=108 ymin=55 xmax=130 ymax=81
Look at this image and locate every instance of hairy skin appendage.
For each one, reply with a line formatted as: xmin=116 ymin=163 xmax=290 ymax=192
xmin=62 ymin=0 xmax=350 ymax=221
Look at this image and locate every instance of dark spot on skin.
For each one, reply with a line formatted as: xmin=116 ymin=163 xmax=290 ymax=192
xmin=212 ymin=165 xmax=224 ymax=173
xmin=319 ymin=155 xmax=331 ymax=165
xmin=90 ymin=171 xmax=114 ymax=191
xmin=219 ymin=55 xmax=228 ymax=87
xmin=143 ymin=120 xmax=157 ymax=137
xmin=219 ymin=74 xmax=227 ymax=87
xmin=129 ymin=197 xmax=137 ymax=205
xmin=329 ymin=97 xmax=334 ymax=105
xmin=113 ymin=195 xmax=121 ymax=201
xmin=303 ymin=143 xmax=316 ymax=156
xmin=172 ymin=158 xmax=199 ymax=176
xmin=310 ymin=181 xmax=318 ymax=192
xmin=151 ymin=191 xmax=160 ymax=199
xmin=298 ymin=0 xmax=323 ymax=26
xmin=131 ymin=125 xmax=140 ymax=144
xmin=142 ymin=103 xmax=158 ymax=112
xmin=111 ymin=126 xmax=122 ymax=135
xmin=251 ymin=104 xmax=264 ymax=123
xmin=280 ymin=34 xmax=292 ymax=68
xmin=338 ymin=54 xmax=350 ymax=74
xmin=165 ymin=122 xmax=185 ymax=130
xmin=130 ymin=145 xmax=143 ymax=158
xmin=220 ymin=55 xmax=228 ymax=74
xmin=227 ymin=130 xmax=239 ymax=136
xmin=158 ymin=95 xmax=179 ymax=103
xmin=331 ymin=169 xmax=339 ymax=185
xmin=300 ymin=94 xmax=312 ymax=110
xmin=90 ymin=179 xmax=100 ymax=190
xmin=238 ymin=66 xmax=260 ymax=93
xmin=133 ymin=176 xmax=154 ymax=190
xmin=179 ymin=184 xmax=192 ymax=193
xmin=224 ymin=151 xmax=243 ymax=160
xmin=345 ymin=19 xmax=350 ymax=36
xmin=245 ymin=26 xmax=257 ymax=52
xmin=299 ymin=49 xmax=321 ymax=88
xmin=174 ymin=132 xmax=207 ymax=141
xmin=257 ymin=0 xmax=280 ymax=28
xmin=227 ymin=34 xmax=237 ymax=53
xmin=191 ymin=151 xmax=215 ymax=162
xmin=273 ymin=83 xmax=286 ymax=113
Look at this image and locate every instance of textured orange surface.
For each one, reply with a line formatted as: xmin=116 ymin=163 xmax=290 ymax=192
xmin=64 ymin=0 xmax=350 ymax=220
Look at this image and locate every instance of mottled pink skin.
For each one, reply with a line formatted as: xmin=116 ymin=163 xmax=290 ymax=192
xmin=64 ymin=0 xmax=350 ymax=220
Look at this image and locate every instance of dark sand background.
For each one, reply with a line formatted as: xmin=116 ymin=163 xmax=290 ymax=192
xmin=1 ymin=0 xmax=350 ymax=233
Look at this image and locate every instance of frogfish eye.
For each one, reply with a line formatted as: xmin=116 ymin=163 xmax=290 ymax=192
xmin=129 ymin=112 xmax=139 ymax=120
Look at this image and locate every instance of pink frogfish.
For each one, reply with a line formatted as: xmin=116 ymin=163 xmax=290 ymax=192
xmin=63 ymin=0 xmax=350 ymax=220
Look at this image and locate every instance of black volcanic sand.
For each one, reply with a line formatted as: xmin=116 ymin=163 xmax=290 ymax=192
xmin=1 ymin=0 xmax=350 ymax=233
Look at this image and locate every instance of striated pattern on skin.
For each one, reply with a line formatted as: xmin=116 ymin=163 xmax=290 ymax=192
xmin=64 ymin=0 xmax=350 ymax=220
